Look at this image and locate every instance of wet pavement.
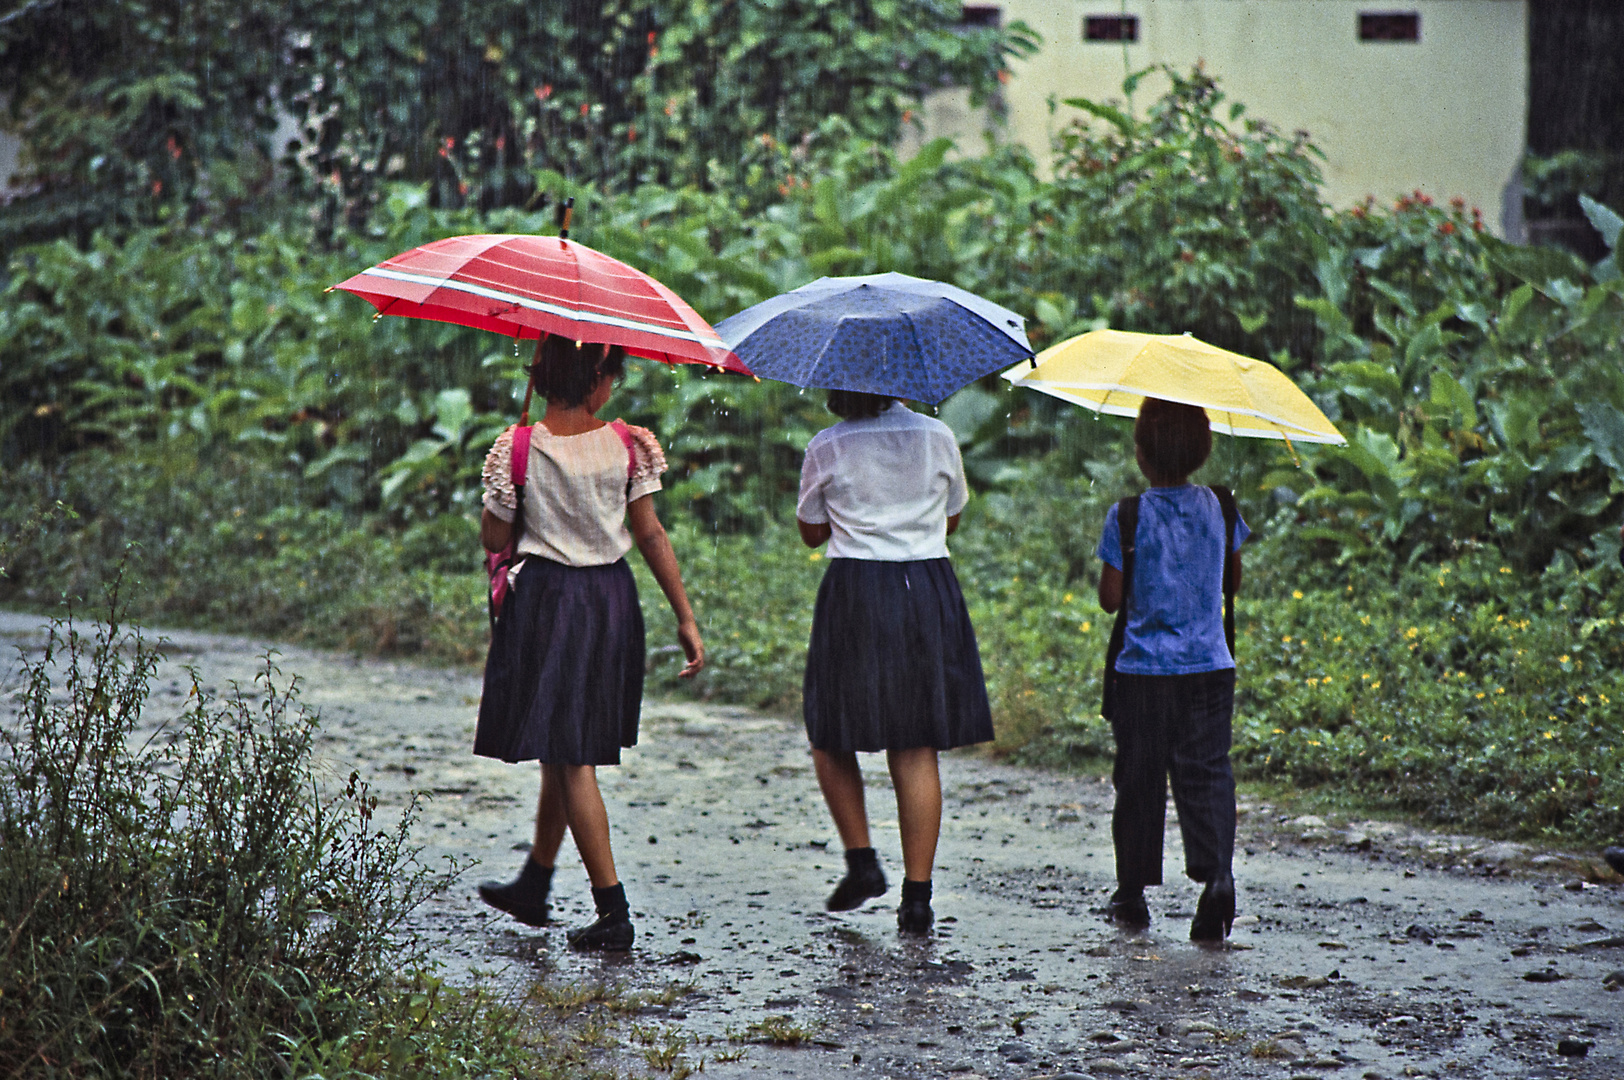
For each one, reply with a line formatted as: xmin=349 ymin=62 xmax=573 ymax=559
xmin=3 ymin=610 xmax=1622 ymax=1078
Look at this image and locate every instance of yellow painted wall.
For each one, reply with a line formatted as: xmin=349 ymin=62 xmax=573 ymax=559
xmin=927 ymin=0 xmax=1528 ymax=235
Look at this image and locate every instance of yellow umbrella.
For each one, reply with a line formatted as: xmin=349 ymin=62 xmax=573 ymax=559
xmin=1001 ymin=328 xmax=1346 ymax=447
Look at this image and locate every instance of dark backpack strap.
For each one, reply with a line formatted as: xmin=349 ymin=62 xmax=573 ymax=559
xmin=510 ymin=424 xmax=533 ymax=552
xmin=1101 ymin=494 xmax=1140 ymax=720
xmin=1209 ymin=484 xmax=1239 ymax=658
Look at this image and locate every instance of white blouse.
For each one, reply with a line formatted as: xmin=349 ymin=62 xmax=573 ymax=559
xmin=482 ymin=421 xmax=666 ymax=567
xmin=796 ymin=403 xmax=968 ymax=562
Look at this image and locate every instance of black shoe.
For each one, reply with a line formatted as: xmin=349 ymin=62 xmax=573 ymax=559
xmin=898 ymin=898 xmax=934 ymax=934
xmin=897 ymin=878 xmax=934 ymax=935
xmin=567 ymin=908 xmax=635 ymax=952
xmin=1190 ymin=871 xmax=1236 ymax=942
xmin=1605 ymin=847 xmax=1624 ymax=876
xmin=1107 ymin=887 xmax=1150 ymax=929
xmin=477 ymin=858 xmax=552 ymax=926
xmin=827 ymin=850 xmax=888 ymax=912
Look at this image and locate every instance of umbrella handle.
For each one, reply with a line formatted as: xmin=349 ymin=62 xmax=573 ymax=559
xmin=519 ymin=335 xmax=544 ymax=425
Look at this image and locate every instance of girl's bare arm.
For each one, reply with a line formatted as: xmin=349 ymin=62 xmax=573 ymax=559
xmin=481 ymin=509 xmax=512 ymax=553
xmin=628 ymin=496 xmax=704 ymax=677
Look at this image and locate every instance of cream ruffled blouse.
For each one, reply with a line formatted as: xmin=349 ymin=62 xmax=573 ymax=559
xmin=482 ymin=421 xmax=667 ymax=567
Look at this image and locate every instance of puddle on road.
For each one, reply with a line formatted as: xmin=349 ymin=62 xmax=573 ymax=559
xmin=3 ymin=611 xmax=1620 ymax=1078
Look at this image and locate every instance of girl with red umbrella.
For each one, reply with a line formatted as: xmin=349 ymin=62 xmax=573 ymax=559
xmin=473 ymin=335 xmax=703 ymax=951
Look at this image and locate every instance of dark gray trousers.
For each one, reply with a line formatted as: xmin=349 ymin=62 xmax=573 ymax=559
xmin=1109 ymin=669 xmax=1237 ymax=888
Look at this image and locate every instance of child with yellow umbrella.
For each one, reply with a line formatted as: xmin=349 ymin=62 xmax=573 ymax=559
xmin=1005 ymin=329 xmax=1344 ymax=941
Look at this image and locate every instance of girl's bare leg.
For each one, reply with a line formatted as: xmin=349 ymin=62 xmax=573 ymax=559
xmin=532 ymin=765 xmax=568 ymax=866
xmin=546 ymin=763 xmax=619 ymax=888
xmin=887 ymin=747 xmax=941 ymax=881
xmin=812 ymin=749 xmax=872 ymax=849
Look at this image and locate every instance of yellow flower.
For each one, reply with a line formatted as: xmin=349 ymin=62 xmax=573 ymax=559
xmin=1457 ymin=672 xmax=1467 ymax=679
xmin=1601 ymin=693 xmax=1611 ymax=705
xmin=1371 ymin=681 xmax=1381 ymax=690
xmin=1559 ymin=654 xmax=1570 ymax=664
xmin=1404 ymin=627 xmax=1419 ymax=639
xmin=1292 ymin=590 xmax=1304 ymax=600
xmin=1579 ymin=695 xmax=1588 ymax=705
xmin=1544 ymin=730 xmax=1556 ymax=739
xmin=1498 ymin=566 xmax=1511 ymax=574
xmin=1333 ymin=635 xmax=1342 ymax=643
xmin=809 ymin=552 xmax=822 ymax=561
xmin=1272 ymin=728 xmax=1285 ymax=734
xmin=1282 ymin=635 xmax=1292 ymax=643
xmin=1308 ymin=740 xmax=1321 ymax=747
xmin=1080 ymin=621 xmax=1091 ymax=633
xmin=1360 ymin=614 xmax=1371 ymax=625
xmin=1475 ymin=692 xmax=1485 ymax=699
xmin=1495 ymin=687 xmax=1504 ymax=694
xmin=1361 ymin=673 xmax=1371 ymax=680
xmin=1063 ymin=593 xmax=1073 ymax=603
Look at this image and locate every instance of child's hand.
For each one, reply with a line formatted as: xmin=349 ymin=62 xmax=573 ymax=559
xmin=677 ymin=618 xmax=705 ymax=678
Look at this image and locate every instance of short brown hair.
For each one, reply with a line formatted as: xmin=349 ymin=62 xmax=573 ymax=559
xmin=1134 ymin=398 xmax=1211 ymax=483
xmin=826 ymin=389 xmax=898 ymax=420
xmin=529 ymin=336 xmax=627 ymax=407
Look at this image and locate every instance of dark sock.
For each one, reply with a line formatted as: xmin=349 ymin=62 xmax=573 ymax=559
xmin=845 ymin=847 xmax=879 ymax=871
xmin=901 ymin=879 xmax=932 ymax=903
xmin=591 ymin=882 xmax=628 ymax=917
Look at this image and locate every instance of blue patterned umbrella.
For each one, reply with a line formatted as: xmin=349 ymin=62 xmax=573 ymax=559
xmin=714 ymin=273 xmax=1032 ymax=405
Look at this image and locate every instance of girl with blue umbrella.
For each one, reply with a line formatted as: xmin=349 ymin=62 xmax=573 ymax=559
xmin=718 ymin=274 xmax=1032 ymax=933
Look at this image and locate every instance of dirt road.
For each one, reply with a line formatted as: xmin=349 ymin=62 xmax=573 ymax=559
xmin=3 ymin=611 xmax=1620 ymax=1079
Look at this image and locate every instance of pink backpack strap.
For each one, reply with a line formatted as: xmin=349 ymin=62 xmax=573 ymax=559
xmin=608 ymin=418 xmax=636 ymax=479
xmin=511 ymin=424 xmax=534 ymax=488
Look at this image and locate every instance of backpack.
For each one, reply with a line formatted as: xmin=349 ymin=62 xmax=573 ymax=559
xmin=1101 ymin=484 xmax=1239 ymax=720
xmin=486 ymin=419 xmax=639 ymax=626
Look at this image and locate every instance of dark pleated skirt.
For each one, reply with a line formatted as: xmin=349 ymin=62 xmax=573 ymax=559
xmin=475 ymin=557 xmax=644 ymax=765
xmin=804 ymin=557 xmax=994 ymax=752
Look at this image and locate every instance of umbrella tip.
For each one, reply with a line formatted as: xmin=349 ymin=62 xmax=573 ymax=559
xmin=323 ymin=285 xmax=335 ymax=293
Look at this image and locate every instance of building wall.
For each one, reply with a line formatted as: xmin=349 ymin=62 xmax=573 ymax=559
xmin=939 ymin=0 xmax=1528 ymax=235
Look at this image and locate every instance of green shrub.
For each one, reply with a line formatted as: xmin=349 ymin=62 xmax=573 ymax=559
xmin=0 ymin=580 xmax=552 ymax=1076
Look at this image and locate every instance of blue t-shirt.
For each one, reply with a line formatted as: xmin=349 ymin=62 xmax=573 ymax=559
xmin=1096 ymin=485 xmax=1250 ymax=675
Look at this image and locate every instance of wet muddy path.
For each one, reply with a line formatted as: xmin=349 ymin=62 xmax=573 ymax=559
xmin=3 ymin=612 xmax=1621 ymax=1078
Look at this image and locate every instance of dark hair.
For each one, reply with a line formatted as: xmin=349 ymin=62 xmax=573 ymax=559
xmin=529 ymin=335 xmax=627 ymax=407
xmin=1134 ymin=398 xmax=1212 ymax=483
xmin=826 ymin=389 xmax=898 ymax=421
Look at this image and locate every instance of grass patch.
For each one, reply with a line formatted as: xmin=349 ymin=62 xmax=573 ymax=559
xmin=729 ymin=1014 xmax=819 ymax=1046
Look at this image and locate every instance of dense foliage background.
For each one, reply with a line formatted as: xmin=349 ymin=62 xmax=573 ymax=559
xmin=3 ymin=11 xmax=1624 ymax=853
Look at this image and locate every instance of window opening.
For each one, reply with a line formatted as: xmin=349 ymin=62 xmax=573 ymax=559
xmin=1359 ymin=12 xmax=1420 ymax=42
xmin=959 ymin=5 xmax=1002 ymax=29
xmin=1084 ymin=15 xmax=1139 ymax=43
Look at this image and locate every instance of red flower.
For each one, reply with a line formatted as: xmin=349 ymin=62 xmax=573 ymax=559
xmin=1450 ymin=196 xmax=1465 ymax=211
xmin=580 ymin=103 xmax=590 ymax=117
xmin=628 ymin=125 xmax=637 ymax=142
xmin=647 ymin=31 xmax=656 ymax=44
xmin=151 ymin=180 xmax=162 ymax=195
xmin=458 ymin=181 xmax=468 ymax=196
xmin=494 ymin=135 xmax=505 ymax=152
xmin=166 ymin=136 xmax=181 ymax=160
xmin=1438 ymin=221 xmax=1456 ymax=236
xmin=535 ymin=85 xmax=552 ymax=101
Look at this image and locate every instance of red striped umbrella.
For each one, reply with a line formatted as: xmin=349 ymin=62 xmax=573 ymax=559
xmin=330 ymin=233 xmax=751 ymax=375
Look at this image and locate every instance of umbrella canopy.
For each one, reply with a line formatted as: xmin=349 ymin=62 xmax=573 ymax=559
xmin=331 ymin=233 xmax=751 ymax=375
xmin=1002 ymin=329 xmax=1345 ymax=445
xmin=715 ymin=273 xmax=1032 ymax=405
